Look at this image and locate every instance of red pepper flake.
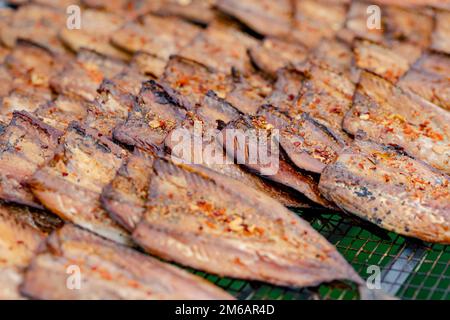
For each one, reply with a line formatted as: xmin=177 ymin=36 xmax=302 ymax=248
xmin=62 ymin=172 xmax=68 ymax=177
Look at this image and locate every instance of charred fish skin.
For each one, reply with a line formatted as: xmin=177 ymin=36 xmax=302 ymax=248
xmin=0 ymin=203 xmax=46 ymax=299
xmin=133 ymin=157 xmax=362 ymax=288
xmin=101 ymin=148 xmax=155 ymax=232
xmin=343 ymin=71 xmax=450 ymax=174
xmin=21 ymin=224 xmax=234 ymax=300
xmin=29 ymin=122 xmax=132 ymax=246
xmin=319 ymin=137 xmax=450 ymax=244
xmin=0 ymin=111 xmax=62 ymax=209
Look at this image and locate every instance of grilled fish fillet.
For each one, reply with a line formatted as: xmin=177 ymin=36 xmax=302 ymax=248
xmin=343 ymin=71 xmax=450 ymax=174
xmin=29 ymin=123 xmax=131 ymax=245
xmin=21 ymin=224 xmax=234 ymax=300
xmin=398 ymin=52 xmax=450 ymax=111
xmin=216 ymin=0 xmax=293 ymax=38
xmin=132 ymin=157 xmax=362 ymax=287
xmin=319 ymin=137 xmax=450 ymax=244
xmin=0 ymin=111 xmax=62 ymax=208
xmin=0 ymin=203 xmax=46 ymax=299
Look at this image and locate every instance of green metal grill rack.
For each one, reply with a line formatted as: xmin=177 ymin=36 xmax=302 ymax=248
xmin=194 ymin=210 xmax=449 ymax=300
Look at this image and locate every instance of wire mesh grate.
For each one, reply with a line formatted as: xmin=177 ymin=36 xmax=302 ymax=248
xmin=193 ymin=209 xmax=449 ymax=300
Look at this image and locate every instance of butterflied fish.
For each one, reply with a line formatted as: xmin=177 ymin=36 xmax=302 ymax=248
xmin=343 ymin=71 xmax=450 ymax=174
xmin=59 ymin=9 xmax=130 ymax=60
xmin=319 ymin=137 xmax=450 ymax=244
xmin=29 ymin=123 xmax=132 ymax=245
xmin=111 ymin=15 xmax=200 ymax=61
xmin=132 ymin=157 xmax=362 ymax=288
xmin=431 ymin=10 xmax=450 ymax=55
xmin=0 ymin=203 xmax=46 ymax=299
xmin=291 ymin=0 xmax=347 ymax=49
xmin=216 ymin=0 xmax=293 ymax=38
xmin=295 ymin=62 xmax=355 ymax=144
xmin=101 ymin=149 xmax=155 ymax=232
xmin=248 ymin=37 xmax=308 ymax=78
xmin=21 ymin=224 xmax=234 ymax=299
xmin=398 ymin=52 xmax=450 ymax=111
xmin=0 ymin=111 xmax=62 ymax=208
xmin=179 ymin=22 xmax=258 ymax=74
xmin=221 ymin=115 xmax=334 ymax=208
xmin=113 ymin=80 xmax=187 ymax=152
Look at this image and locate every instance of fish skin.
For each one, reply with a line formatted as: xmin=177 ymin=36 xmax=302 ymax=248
xmin=163 ymin=95 xmax=311 ymax=209
xmin=113 ymin=80 xmax=187 ymax=153
xmin=21 ymin=224 xmax=234 ymax=300
xmin=398 ymin=53 xmax=450 ymax=111
xmin=291 ymin=0 xmax=347 ymax=49
xmin=221 ymin=115 xmax=335 ymax=208
xmin=130 ymin=51 xmax=166 ymax=78
xmin=101 ymin=149 xmax=155 ymax=232
xmin=0 ymin=4 xmax=67 ymax=53
xmin=85 ymin=78 xmax=138 ymax=137
xmin=111 ymin=15 xmax=201 ymax=61
xmin=0 ymin=203 xmax=46 ymax=299
xmin=34 ymin=95 xmax=89 ymax=131
xmin=155 ymin=0 xmax=217 ymax=25
xmin=319 ymin=137 xmax=450 ymax=244
xmin=343 ymin=71 xmax=450 ymax=174
xmin=50 ymin=49 xmax=127 ymax=102
xmin=216 ymin=0 xmax=293 ymax=38
xmin=179 ymin=23 xmax=258 ymax=74
xmin=0 ymin=111 xmax=63 ymax=209
xmin=354 ymin=39 xmax=411 ymax=83
xmin=431 ymin=10 xmax=450 ymax=55
xmin=258 ymin=106 xmax=344 ymax=174
xmin=0 ymin=88 xmax=52 ymax=123
xmin=162 ymin=55 xmax=234 ymax=108
xmin=29 ymin=123 xmax=132 ymax=246
xmin=59 ymin=9 xmax=130 ymax=60
xmin=248 ymin=37 xmax=308 ymax=78
xmin=294 ymin=62 xmax=355 ymax=144
xmin=384 ymin=6 xmax=433 ymax=48
xmin=132 ymin=157 xmax=362 ymax=288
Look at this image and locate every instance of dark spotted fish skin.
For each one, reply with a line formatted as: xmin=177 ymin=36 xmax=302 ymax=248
xmin=0 ymin=203 xmax=46 ymax=299
xmin=133 ymin=158 xmax=363 ymax=288
xmin=29 ymin=123 xmax=132 ymax=246
xmin=21 ymin=224 xmax=234 ymax=300
xmin=343 ymin=71 xmax=450 ymax=174
xmin=319 ymin=138 xmax=450 ymax=244
xmin=0 ymin=111 xmax=63 ymax=209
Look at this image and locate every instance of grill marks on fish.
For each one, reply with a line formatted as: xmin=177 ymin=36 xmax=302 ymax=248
xmin=132 ymin=158 xmax=362 ymax=287
xmin=102 ymin=149 xmax=154 ymax=232
xmin=431 ymin=10 xmax=450 ymax=54
xmin=59 ymin=9 xmax=130 ymax=60
xmin=319 ymin=138 xmax=450 ymax=244
xmin=29 ymin=123 xmax=131 ymax=245
xmin=343 ymin=71 xmax=450 ymax=174
xmin=0 ymin=203 xmax=46 ymax=299
xmin=398 ymin=52 xmax=450 ymax=111
xmin=21 ymin=224 xmax=234 ymax=300
xmin=113 ymin=80 xmax=186 ymax=153
xmin=0 ymin=112 xmax=62 ymax=208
